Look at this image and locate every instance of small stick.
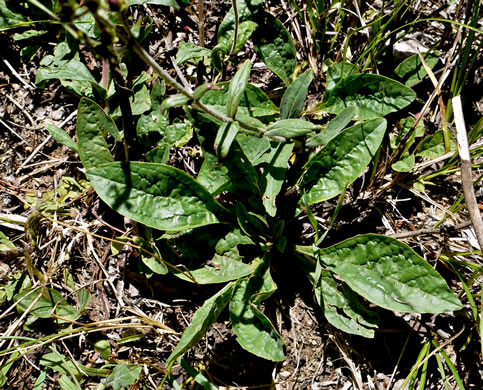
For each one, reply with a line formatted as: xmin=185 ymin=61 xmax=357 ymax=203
xmin=391 ymin=220 xmax=474 ymax=239
xmin=452 ymin=95 xmax=483 ymax=251
xmin=3 ymin=92 xmax=36 ymax=126
xmin=1 ymin=58 xmax=35 ymax=89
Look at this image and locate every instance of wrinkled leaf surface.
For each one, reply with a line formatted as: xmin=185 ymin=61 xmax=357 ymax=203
xmin=301 ymin=118 xmax=387 ymax=205
xmin=315 ymin=234 xmax=462 ymax=313
xmin=86 ymin=162 xmax=226 ymax=231
xmin=324 ymin=74 xmax=416 ymax=120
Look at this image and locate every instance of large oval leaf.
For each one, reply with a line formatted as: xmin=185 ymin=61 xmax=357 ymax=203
xmin=324 ymin=74 xmax=416 ymax=120
xmin=253 ymin=12 xmax=297 ymax=85
xmin=301 ymin=118 xmax=387 ymax=205
xmin=280 ymin=69 xmax=313 ymax=119
xmin=315 ymin=234 xmax=462 ymax=313
xmin=86 ymin=162 xmax=226 ymax=231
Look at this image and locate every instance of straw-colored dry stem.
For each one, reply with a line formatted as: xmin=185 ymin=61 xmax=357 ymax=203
xmin=452 ymin=95 xmax=483 ymax=253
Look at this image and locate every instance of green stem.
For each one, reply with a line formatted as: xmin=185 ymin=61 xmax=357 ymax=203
xmin=132 ymin=42 xmax=264 ymax=136
xmin=228 ymin=0 xmax=239 ymax=56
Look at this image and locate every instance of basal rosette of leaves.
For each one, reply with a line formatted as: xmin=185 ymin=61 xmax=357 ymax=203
xmin=74 ymin=70 xmax=461 ymax=362
xmin=42 ymin=0 xmax=461 ymax=364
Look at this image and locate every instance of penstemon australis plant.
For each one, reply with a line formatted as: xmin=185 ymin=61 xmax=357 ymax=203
xmin=31 ymin=0 xmax=462 ymax=362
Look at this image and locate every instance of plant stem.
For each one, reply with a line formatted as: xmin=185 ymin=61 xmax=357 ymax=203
xmin=112 ymin=67 xmax=137 ymax=161
xmin=228 ymin=0 xmax=239 ymax=56
xmin=132 ymin=42 xmax=264 ymax=136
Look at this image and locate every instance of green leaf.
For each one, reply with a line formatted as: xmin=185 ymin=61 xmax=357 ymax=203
xmin=236 ymin=133 xmax=271 ymax=164
xmin=201 ymin=82 xmax=278 ymax=118
xmin=311 ymin=268 xmax=379 ymax=338
xmin=21 ymin=45 xmax=41 ymax=63
xmin=197 ymin=158 xmax=231 ymax=195
xmin=102 ymin=364 xmax=142 ymax=390
xmin=175 ymin=254 xmax=252 ymax=284
xmin=230 ymin=259 xmax=285 ymax=361
xmin=392 ymin=153 xmax=415 ymax=172
xmin=36 ymin=61 xmax=104 ymax=97
xmin=0 ymin=231 xmax=16 ymax=251
xmin=253 ymin=12 xmax=297 ymax=85
xmin=0 ymin=352 xmax=18 ymax=387
xmin=324 ymin=74 xmax=416 ymax=120
xmin=45 ymin=124 xmax=78 ymax=153
xmin=167 ymin=282 xmax=235 ymax=364
xmin=217 ymin=0 xmax=264 ymax=45
xmin=416 ymin=130 xmax=455 ymax=158
xmin=212 ymin=21 xmax=258 ymax=71
xmin=325 ymin=62 xmax=358 ymax=92
xmin=315 ymin=234 xmax=463 ymax=313
xmin=94 ymin=340 xmax=112 ymax=361
xmin=136 ymin=112 xmax=169 ymax=147
xmin=160 ymin=94 xmax=191 ymax=114
xmin=32 ymin=369 xmax=47 ymax=390
xmin=178 ymin=359 xmax=218 ymax=390
xmin=389 ymin=116 xmax=424 ymax=150
xmin=14 ymin=30 xmax=47 ymax=40
xmin=214 ymin=122 xmax=240 ymax=159
xmin=280 ymin=69 xmax=313 ymax=119
xmin=76 ymin=288 xmax=91 ymax=314
xmin=4 ymin=272 xmax=31 ymax=302
xmin=190 ymin=109 xmax=260 ymax=195
xmin=301 ymin=118 xmax=387 ymax=205
xmin=236 ymin=202 xmax=268 ymax=237
xmin=227 ymin=60 xmax=251 ymax=118
xmin=261 ymin=143 xmax=294 ymax=217
xmin=73 ymin=10 xmax=97 ymax=38
xmin=174 ymin=229 xmax=254 ymax=284
xmin=134 ymin=236 xmax=168 ymax=275
xmin=0 ymin=1 xmax=26 ymax=29
xmin=146 ymin=144 xmax=170 ymax=164
xmin=306 ymin=106 xmax=356 ymax=147
xmin=76 ymin=98 xmax=115 ymax=170
xmin=131 ymin=84 xmax=151 ymax=116
xmin=86 ymin=162 xmax=226 ymax=231
xmin=213 ymin=0 xmax=262 ymax=72
xmin=201 ymin=137 xmax=260 ymax=195
xmin=59 ymin=375 xmax=80 ymax=390
xmin=176 ymin=42 xmax=211 ymax=65
xmin=165 ymin=120 xmax=192 ymax=147
xmin=265 ymin=119 xmax=319 ymax=139
xmin=394 ymin=51 xmax=440 ymax=87
xmin=39 ymin=353 xmax=110 ymax=377
xmin=15 ymin=288 xmax=77 ymax=320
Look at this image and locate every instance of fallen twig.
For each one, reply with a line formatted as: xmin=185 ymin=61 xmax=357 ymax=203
xmin=391 ymin=220 xmax=474 ymax=239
